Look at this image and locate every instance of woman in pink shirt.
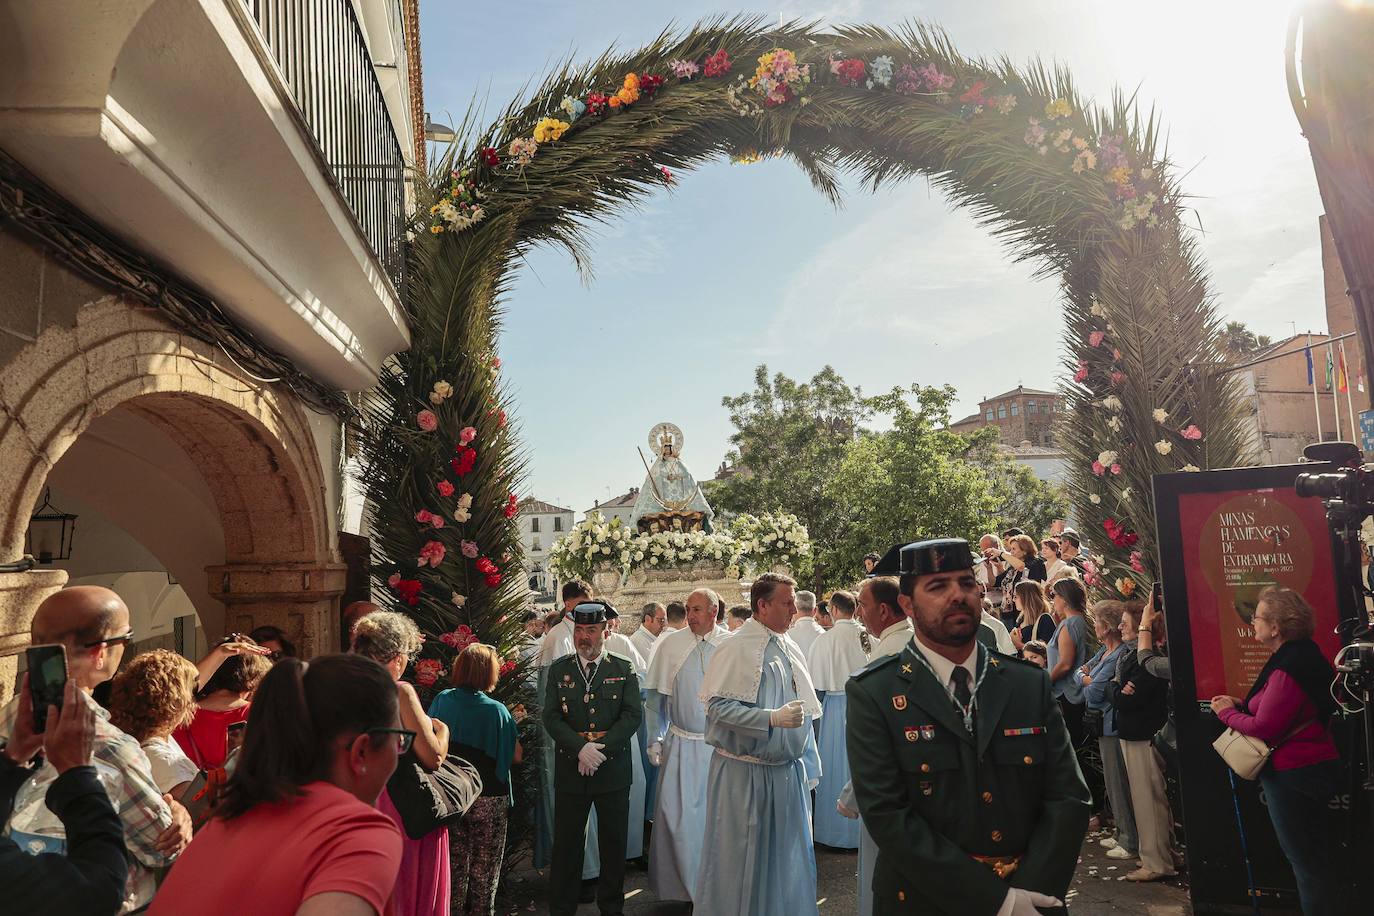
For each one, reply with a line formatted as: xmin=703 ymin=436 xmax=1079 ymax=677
xmin=1210 ymin=586 xmax=1341 ymax=916
xmin=150 ymin=654 xmax=407 ymax=916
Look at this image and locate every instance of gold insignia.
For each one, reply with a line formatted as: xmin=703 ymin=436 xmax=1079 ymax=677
xmin=989 ymin=657 xmax=1000 ymax=667
xmin=892 ymin=695 xmax=907 ymax=711
xmin=904 ymin=727 xmax=919 ymax=742
xmin=901 ymin=663 xmax=913 ymax=674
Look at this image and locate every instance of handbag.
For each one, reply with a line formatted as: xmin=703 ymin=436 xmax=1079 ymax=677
xmin=1083 ymin=705 xmax=1105 ymax=739
xmin=385 ymin=749 xmax=483 ymax=839
xmin=1212 ymin=719 xmax=1312 ymax=781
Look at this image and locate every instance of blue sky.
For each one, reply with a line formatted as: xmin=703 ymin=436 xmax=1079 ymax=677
xmin=418 ymin=0 xmax=1325 ymax=515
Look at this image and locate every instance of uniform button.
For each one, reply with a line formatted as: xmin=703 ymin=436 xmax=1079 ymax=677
xmin=991 ymin=830 xmax=1003 ymax=843
xmin=920 ymin=763 xmax=931 ymax=773
xmin=982 ymin=791 xmax=993 ymax=804
xmin=897 ymin=891 xmax=906 ymax=902
xmin=1023 ymin=755 xmax=1034 ymax=765
xmin=589 ymin=708 xmax=596 ymax=714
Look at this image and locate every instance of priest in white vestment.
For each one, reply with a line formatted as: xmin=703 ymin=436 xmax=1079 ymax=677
xmin=694 ymin=573 xmax=822 ymax=916
xmin=786 ymin=589 xmax=825 ymax=657
xmin=805 ymin=590 xmax=870 ymax=849
xmin=839 ymin=573 xmax=916 ymax=916
xmin=643 ymin=589 xmax=726 ymax=901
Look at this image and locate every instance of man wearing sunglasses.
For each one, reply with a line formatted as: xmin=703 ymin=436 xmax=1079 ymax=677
xmin=0 ymin=586 xmax=192 ymax=912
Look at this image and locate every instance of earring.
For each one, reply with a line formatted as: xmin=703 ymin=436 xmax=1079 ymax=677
xmin=360 ymin=766 xmax=367 ymax=774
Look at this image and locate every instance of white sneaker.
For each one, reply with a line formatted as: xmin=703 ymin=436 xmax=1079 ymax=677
xmin=1106 ymin=846 xmax=1135 ymax=859
xmin=1099 ymin=837 xmax=1119 ymax=849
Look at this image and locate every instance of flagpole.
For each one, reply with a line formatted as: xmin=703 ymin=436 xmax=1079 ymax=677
xmin=1308 ymin=334 xmax=1324 ymax=441
xmin=1342 ymin=340 xmax=1357 ymax=444
xmin=1329 ymin=341 xmax=1342 ymax=440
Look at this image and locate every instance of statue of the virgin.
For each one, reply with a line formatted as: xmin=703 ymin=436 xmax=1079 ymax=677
xmin=630 ymin=422 xmax=714 ymax=533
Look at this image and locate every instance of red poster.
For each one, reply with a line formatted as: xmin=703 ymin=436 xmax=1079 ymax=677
xmin=1176 ymin=485 xmax=1344 ymax=699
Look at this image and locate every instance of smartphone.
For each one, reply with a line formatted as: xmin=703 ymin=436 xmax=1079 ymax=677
xmin=1150 ymin=581 xmax=1163 ymax=613
xmin=26 ymin=643 xmax=68 ymax=732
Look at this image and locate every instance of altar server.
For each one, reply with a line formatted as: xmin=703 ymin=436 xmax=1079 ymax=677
xmin=788 ymin=589 xmax=825 ymax=656
xmin=806 ymin=589 xmax=870 ymax=848
xmin=693 ymin=572 xmax=822 ymax=916
xmin=643 ymin=588 xmax=727 ymax=902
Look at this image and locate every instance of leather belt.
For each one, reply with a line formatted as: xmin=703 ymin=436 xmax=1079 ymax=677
xmin=668 ymin=724 xmax=705 ymax=741
xmin=714 ymin=746 xmax=786 ymax=766
xmin=970 ymin=853 xmax=1022 ymax=880
xmin=578 ymin=730 xmax=607 ymax=741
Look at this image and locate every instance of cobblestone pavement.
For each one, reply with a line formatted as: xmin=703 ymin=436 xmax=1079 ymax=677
xmin=497 ymin=828 xmax=1192 ymax=914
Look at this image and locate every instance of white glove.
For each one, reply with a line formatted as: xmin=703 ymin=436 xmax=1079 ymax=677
xmin=577 ymin=742 xmax=606 ymax=775
xmin=768 ymin=700 xmax=805 ymax=729
xmin=998 ymin=888 xmax=1063 ymax=916
xmin=836 ymin=798 xmax=859 ymax=819
xmin=647 ymin=741 xmax=663 ymax=767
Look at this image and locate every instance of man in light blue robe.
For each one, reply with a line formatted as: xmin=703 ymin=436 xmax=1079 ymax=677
xmin=604 ymin=625 xmax=648 ymax=862
xmin=805 ymin=590 xmax=870 ymax=849
xmin=693 ymin=574 xmax=822 ymax=916
xmin=644 ymin=589 xmax=726 ymax=902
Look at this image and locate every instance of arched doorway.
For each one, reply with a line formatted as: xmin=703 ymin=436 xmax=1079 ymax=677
xmin=0 ymin=295 xmax=345 ymax=695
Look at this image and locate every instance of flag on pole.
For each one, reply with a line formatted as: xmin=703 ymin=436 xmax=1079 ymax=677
xmin=1325 ymin=345 xmax=1335 ymax=390
xmin=1337 ymin=343 xmax=1349 ymax=393
xmin=1306 ymin=345 xmax=1315 ymax=385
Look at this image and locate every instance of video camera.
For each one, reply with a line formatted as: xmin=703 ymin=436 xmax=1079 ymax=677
xmin=1296 ymin=441 xmax=1374 ymax=791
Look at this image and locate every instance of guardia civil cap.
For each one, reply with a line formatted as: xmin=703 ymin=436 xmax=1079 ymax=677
xmin=866 ymin=543 xmax=905 ymax=578
xmin=899 ymin=538 xmax=980 ymax=577
xmin=571 ymin=600 xmax=617 ymax=625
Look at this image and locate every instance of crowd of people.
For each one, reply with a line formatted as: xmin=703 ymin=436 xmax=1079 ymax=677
xmin=0 ymin=521 xmax=1347 ymax=915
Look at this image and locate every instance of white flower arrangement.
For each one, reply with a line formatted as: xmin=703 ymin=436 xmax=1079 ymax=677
xmin=728 ymin=512 xmax=811 ymax=573
xmin=547 ymin=512 xmax=635 ymax=580
xmin=633 ymin=529 xmax=741 ymax=572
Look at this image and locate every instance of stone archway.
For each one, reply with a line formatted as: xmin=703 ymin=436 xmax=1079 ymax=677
xmin=0 ymin=295 xmax=344 ymax=693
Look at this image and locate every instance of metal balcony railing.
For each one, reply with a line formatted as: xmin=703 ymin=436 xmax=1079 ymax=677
xmin=240 ymin=0 xmax=406 ymax=295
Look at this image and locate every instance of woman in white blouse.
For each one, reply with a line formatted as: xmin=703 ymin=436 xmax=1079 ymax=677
xmin=108 ymin=649 xmax=202 ymax=796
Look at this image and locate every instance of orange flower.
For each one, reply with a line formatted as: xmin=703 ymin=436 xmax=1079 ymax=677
xmin=623 ymin=73 xmax=640 ymax=91
xmin=608 ymin=95 xmax=623 ymax=108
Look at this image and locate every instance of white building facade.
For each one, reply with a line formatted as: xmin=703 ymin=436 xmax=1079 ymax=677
xmin=518 ymin=498 xmax=575 ymax=599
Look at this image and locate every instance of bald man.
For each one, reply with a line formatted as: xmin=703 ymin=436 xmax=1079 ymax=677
xmin=1 ymin=586 xmax=191 ymax=911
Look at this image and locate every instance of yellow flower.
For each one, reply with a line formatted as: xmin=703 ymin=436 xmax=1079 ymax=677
xmin=429 ymin=225 xmax=444 ymax=234
xmin=1116 ymin=577 xmax=1137 ymax=597
xmin=1045 ymin=98 xmax=1072 ymax=119
xmin=533 ymin=117 xmax=570 ymax=143
xmin=1108 ymin=165 xmax=1133 ymax=185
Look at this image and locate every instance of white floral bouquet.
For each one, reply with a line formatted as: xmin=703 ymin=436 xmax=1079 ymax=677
xmin=631 ymin=528 xmax=741 ymax=572
xmin=547 ymin=512 xmax=635 ymax=581
xmin=728 ymin=512 xmax=811 ymax=573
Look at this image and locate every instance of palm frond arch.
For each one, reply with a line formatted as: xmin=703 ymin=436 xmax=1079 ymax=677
xmin=361 ymin=18 xmax=1250 ymax=682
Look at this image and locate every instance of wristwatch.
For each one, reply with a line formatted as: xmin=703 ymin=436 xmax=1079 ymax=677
xmin=1137 ymin=626 xmax=1150 ymax=633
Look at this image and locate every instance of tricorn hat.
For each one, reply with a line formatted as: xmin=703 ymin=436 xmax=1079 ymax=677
xmin=571 ymin=600 xmax=618 ymax=625
xmin=899 ymin=538 xmax=981 ymax=577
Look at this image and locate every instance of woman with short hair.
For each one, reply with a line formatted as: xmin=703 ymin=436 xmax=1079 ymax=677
xmin=109 ymin=649 xmax=201 ymax=796
xmin=1210 ymin=587 xmax=1341 ymax=914
xmin=351 ymin=611 xmax=451 ymax=916
xmin=149 ymin=654 xmax=406 ymax=915
xmin=429 ymin=644 xmax=522 ymax=916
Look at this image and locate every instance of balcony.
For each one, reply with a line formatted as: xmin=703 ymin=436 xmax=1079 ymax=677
xmin=0 ymin=0 xmax=413 ymax=390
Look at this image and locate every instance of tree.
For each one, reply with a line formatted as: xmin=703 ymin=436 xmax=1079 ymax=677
xmin=1220 ymin=321 xmax=1274 ymax=361
xmin=704 ymin=365 xmax=870 ymax=588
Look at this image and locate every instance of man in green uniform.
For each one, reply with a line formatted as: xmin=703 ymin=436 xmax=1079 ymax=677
xmin=846 ymin=538 xmax=1090 ymax=915
xmin=543 ymin=601 xmax=643 ymax=916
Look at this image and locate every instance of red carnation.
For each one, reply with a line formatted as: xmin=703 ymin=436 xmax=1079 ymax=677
xmin=586 ymin=92 xmax=609 ymax=115
xmin=503 ymin=493 xmax=518 ymax=519
xmin=480 ymin=147 xmax=499 ymax=167
xmin=451 ymin=446 xmax=477 ymax=476
xmin=392 ymin=578 xmax=423 ymax=606
xmin=959 ymin=80 xmax=988 ymax=105
xmin=703 ymin=49 xmax=731 ymax=78
xmin=640 ymin=74 xmax=665 ymax=97
xmin=485 ymin=572 xmax=503 ymax=588
xmin=833 ymin=58 xmax=866 ymax=87
xmin=475 ymin=556 xmax=498 ymax=575
xmin=499 ymin=660 xmax=518 ymax=678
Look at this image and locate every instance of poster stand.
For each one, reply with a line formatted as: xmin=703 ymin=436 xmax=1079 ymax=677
xmin=1153 ymin=463 xmax=1371 ymax=913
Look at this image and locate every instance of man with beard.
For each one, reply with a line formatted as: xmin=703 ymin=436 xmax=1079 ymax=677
xmin=847 ymin=539 xmax=1089 ymax=915
xmin=543 ymin=601 xmax=643 ymax=916
xmin=642 ymin=588 xmax=729 ymax=903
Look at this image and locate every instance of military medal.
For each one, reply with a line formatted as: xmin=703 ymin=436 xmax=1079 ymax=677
xmin=920 ymin=725 xmax=935 ymax=741
xmin=904 ymin=727 xmax=919 ymax=742
xmin=1002 ymin=726 xmax=1047 ymax=736
xmin=578 ymin=658 xmax=598 ymax=707
xmin=892 ymin=695 xmax=907 ymax=711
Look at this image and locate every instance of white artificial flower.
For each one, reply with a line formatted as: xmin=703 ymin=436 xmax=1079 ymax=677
xmin=634 ymin=550 xmax=644 ymax=561
xmin=454 ymin=507 xmax=471 ymax=523
xmin=458 ymin=493 xmax=474 ymax=509
xmin=1152 ymin=408 xmax=1168 ymax=423
xmin=1155 ymin=439 xmax=1173 ymax=455
xmin=451 ymin=592 xmax=467 ymax=607
xmin=650 ymin=556 xmax=659 ymax=565
xmin=1182 ymin=464 xmax=1201 ymax=472
xmin=1090 ymin=300 xmax=1106 ymax=317
xmin=1089 ymin=494 xmax=1102 ymax=505
xmin=1121 ymin=487 xmax=1133 ymax=500
xmin=1101 ymin=396 xmax=1122 ymax=411
xmin=600 ymin=545 xmax=610 ymax=554
xmin=1107 ymin=417 xmax=1122 ymax=432
xmin=1097 ymin=450 xmax=1118 ymax=466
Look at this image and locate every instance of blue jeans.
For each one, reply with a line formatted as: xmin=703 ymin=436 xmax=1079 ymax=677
xmin=1259 ymin=759 xmax=1343 ymax=916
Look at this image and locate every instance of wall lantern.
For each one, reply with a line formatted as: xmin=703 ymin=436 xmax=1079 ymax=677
xmin=25 ymin=488 xmax=77 ymax=564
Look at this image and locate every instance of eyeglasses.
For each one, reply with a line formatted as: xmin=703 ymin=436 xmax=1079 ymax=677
xmin=366 ymin=727 xmax=416 ymax=754
xmin=82 ymin=630 xmax=134 ymax=649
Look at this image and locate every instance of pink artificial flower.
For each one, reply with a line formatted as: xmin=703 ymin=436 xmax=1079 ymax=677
xmin=387 ymin=572 xmax=401 ymax=588
xmin=459 ymin=426 xmax=477 ymax=446
xmin=430 ymin=516 xmax=445 ymax=529
xmin=417 ymin=410 xmax=438 ymax=432
xmin=437 ymin=480 xmax=455 ymax=497
xmin=669 ymin=59 xmax=700 ymax=79
xmin=461 ymin=540 xmax=479 ymax=559
xmin=1130 ymin=551 xmax=1146 ymax=573
xmin=1110 ymin=463 xmax=1123 ymax=475
xmin=415 ymin=509 xmax=433 ymax=525
xmin=1181 ymin=424 xmax=1203 ymax=440
xmin=1073 ymin=361 xmax=1089 ymax=383
xmin=1110 ymin=371 xmax=1125 ymax=386
xmin=659 ymin=165 xmax=675 ymax=184
xmin=1092 ymin=461 xmax=1106 ymax=477
xmin=418 ymin=540 xmax=446 ymax=568
xmin=414 ymin=659 xmax=444 ymax=687
xmin=492 ymin=357 xmax=501 ymax=369
xmin=1088 ymin=330 xmax=1106 ymax=347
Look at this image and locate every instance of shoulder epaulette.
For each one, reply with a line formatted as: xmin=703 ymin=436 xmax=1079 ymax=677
xmin=853 ymin=653 xmax=901 ymax=680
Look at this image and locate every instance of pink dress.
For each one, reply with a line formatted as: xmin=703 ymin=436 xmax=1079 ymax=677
xmin=378 ymin=788 xmax=451 ymax=916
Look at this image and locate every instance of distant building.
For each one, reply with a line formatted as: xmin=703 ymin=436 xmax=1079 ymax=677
xmin=517 ymin=498 xmax=574 ymax=597
xmin=584 ymin=487 xmax=639 ymax=527
xmin=1001 ymin=441 xmax=1068 ymax=484
xmin=950 ymin=386 xmax=1064 ymax=447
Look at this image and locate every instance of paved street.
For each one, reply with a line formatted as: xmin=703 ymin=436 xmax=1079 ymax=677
xmin=498 ymin=827 xmax=1191 ymax=914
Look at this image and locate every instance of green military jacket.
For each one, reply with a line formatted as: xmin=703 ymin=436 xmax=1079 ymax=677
xmin=846 ymin=641 xmax=1090 ymax=915
xmin=541 ymin=651 xmax=642 ymax=795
